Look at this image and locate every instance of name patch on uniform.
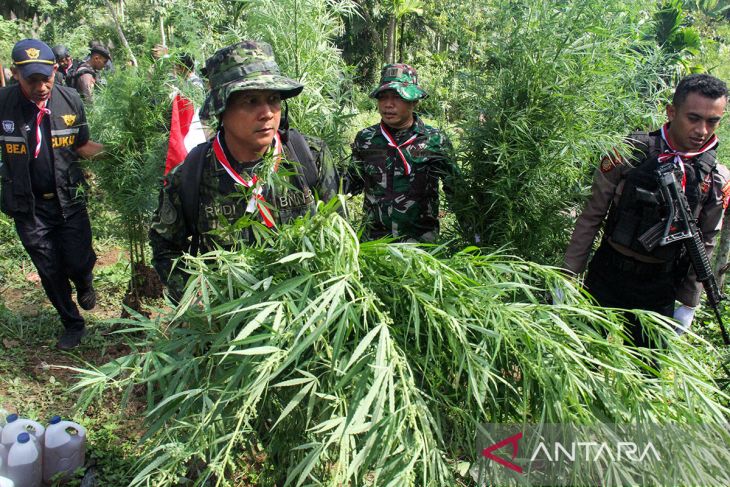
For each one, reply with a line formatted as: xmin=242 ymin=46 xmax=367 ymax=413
xmin=278 ymin=188 xmax=314 ymax=209
xmin=5 ymin=143 xmax=27 ymax=155
xmin=52 ymin=135 xmax=75 ymax=148
xmin=2 ymin=120 xmax=14 ymax=133
xmin=61 ymin=114 xmax=77 ymax=127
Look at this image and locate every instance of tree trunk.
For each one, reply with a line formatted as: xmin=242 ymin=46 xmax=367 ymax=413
xmin=103 ymin=0 xmax=138 ymax=67
xmin=160 ymin=16 xmax=166 ymax=47
xmin=385 ymin=15 xmax=396 ymax=64
xmin=713 ymin=205 xmax=730 ymax=287
xmin=398 ymin=18 xmax=406 ymax=62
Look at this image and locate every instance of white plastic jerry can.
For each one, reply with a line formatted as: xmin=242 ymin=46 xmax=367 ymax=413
xmin=0 ymin=443 xmax=7 ymax=476
xmin=43 ymin=416 xmax=86 ymax=484
xmin=0 ymin=417 xmax=45 ymax=454
xmin=0 ymin=415 xmax=18 ymax=455
xmin=6 ymin=433 xmax=41 ymax=487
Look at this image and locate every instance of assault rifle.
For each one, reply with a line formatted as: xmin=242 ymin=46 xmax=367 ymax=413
xmin=640 ymin=163 xmax=730 ymax=345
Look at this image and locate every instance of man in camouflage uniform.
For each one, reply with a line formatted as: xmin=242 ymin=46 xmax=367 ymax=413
xmin=564 ymin=74 xmax=730 ymax=346
xmin=149 ymin=41 xmax=340 ymax=300
xmin=347 ymin=64 xmax=462 ymax=242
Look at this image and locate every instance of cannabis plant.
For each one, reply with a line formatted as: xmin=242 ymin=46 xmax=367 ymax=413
xmin=72 ymin=202 xmax=729 ymax=486
xmin=459 ymin=0 xmax=668 ymax=263
xmin=88 ymin=60 xmax=193 ymax=298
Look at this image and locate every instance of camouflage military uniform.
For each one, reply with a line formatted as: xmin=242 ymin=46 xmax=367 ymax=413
xmin=149 ymin=40 xmax=340 ymax=298
xmin=150 ymin=130 xmax=339 ymax=296
xmin=349 ymin=115 xmax=459 ymax=242
xmin=348 ymin=63 xmax=463 ymax=242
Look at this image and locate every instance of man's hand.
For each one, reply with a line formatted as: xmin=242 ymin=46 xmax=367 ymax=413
xmin=76 ymin=140 xmax=104 ymax=159
xmin=673 ymin=304 xmax=696 ymax=335
xmin=551 ymin=285 xmax=565 ymax=305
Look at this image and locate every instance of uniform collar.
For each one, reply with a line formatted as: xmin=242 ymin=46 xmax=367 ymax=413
xmin=215 ymin=127 xmax=263 ymax=172
xmin=382 ymin=113 xmax=426 ymax=140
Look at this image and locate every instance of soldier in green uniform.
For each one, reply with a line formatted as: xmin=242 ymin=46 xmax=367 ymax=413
xmin=149 ymin=41 xmax=340 ymax=300
xmin=347 ymin=63 xmax=462 ymax=242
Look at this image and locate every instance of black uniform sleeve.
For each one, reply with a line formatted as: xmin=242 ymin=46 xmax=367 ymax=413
xmin=73 ymin=97 xmax=90 ymax=148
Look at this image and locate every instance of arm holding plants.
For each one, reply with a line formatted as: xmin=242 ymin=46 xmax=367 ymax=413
xmin=435 ymin=132 xmax=473 ymax=234
xmin=344 ymin=133 xmax=366 ymax=196
xmin=70 ymin=98 xmax=104 ymax=159
xmin=76 ymin=140 xmax=104 ymax=159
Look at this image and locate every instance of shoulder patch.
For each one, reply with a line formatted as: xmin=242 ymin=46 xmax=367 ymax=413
xmin=722 ymin=180 xmax=730 ymax=209
xmin=600 ymin=149 xmax=623 ymax=173
xmin=159 ymin=193 xmax=179 ymax=225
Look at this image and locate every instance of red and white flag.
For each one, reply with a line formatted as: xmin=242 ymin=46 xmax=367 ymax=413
xmin=164 ymin=92 xmax=206 ymax=175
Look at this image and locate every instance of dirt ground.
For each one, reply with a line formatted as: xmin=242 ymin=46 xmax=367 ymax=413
xmin=0 ymin=246 xmax=149 ymax=485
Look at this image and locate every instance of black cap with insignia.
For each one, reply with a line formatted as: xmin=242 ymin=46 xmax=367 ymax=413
xmin=12 ymin=39 xmax=56 ymax=78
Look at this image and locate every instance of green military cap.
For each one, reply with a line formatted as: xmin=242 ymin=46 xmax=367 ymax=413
xmin=370 ymin=63 xmax=427 ymax=102
xmin=200 ymin=40 xmax=304 ymax=121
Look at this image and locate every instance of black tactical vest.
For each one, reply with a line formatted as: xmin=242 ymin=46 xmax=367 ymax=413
xmin=605 ymin=130 xmax=717 ymax=261
xmin=0 ymin=84 xmax=89 ymax=219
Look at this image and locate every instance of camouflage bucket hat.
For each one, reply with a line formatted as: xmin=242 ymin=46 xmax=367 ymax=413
xmin=370 ymin=63 xmax=427 ymax=102
xmin=200 ymin=41 xmax=304 ymax=121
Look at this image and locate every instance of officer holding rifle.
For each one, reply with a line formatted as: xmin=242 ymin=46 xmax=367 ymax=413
xmin=564 ymin=74 xmax=730 ymax=348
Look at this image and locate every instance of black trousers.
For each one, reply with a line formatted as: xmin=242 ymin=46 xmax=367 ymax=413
xmin=14 ymin=199 xmax=96 ymax=331
xmin=584 ymin=244 xmax=674 ymax=349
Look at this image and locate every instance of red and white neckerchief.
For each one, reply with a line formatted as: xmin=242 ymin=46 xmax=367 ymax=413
xmin=34 ymin=101 xmax=51 ymax=159
xmin=211 ymin=131 xmax=283 ymax=228
xmin=380 ymin=122 xmax=418 ymax=175
xmin=658 ymin=123 xmax=718 ymax=191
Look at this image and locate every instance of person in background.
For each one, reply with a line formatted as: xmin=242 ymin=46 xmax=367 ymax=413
xmin=347 ymin=63 xmax=463 ymax=243
xmin=70 ymin=43 xmax=111 ymax=102
xmin=51 ymin=45 xmax=77 ymax=87
xmin=173 ymin=53 xmax=204 ymax=90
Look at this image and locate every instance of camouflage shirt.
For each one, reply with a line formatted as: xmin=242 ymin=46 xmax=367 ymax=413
xmin=149 ymin=129 xmax=340 ymax=296
xmin=348 ymin=114 xmax=461 ymax=242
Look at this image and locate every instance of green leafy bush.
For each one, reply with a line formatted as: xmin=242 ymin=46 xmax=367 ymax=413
xmin=459 ymin=0 xmax=669 ymax=263
xmin=73 ymin=203 xmax=729 ymax=485
xmin=87 ymin=61 xmax=184 ymax=273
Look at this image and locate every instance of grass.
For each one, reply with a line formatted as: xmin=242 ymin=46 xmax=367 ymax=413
xmin=0 ymin=220 xmax=141 ymax=485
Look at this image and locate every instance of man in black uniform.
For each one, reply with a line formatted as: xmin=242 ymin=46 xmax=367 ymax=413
xmin=0 ymin=39 xmax=104 ymax=349
xmin=70 ymin=44 xmax=111 ymax=102
xmin=564 ymin=74 xmax=729 ymax=350
xmin=51 ymin=45 xmax=77 ymax=87
xmin=149 ymin=41 xmax=340 ymax=300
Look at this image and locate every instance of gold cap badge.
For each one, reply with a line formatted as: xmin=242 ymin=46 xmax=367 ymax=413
xmin=25 ymin=48 xmax=40 ymax=60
